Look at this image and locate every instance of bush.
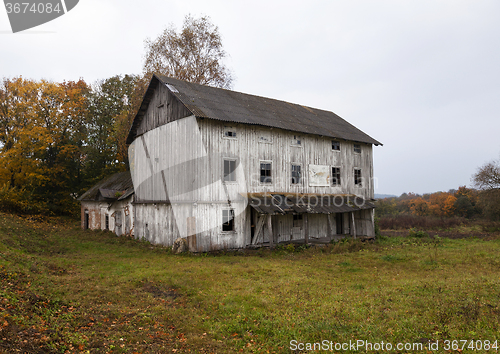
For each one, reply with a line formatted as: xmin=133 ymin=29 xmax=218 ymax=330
xmin=408 ymin=228 xmax=429 ymax=238
xmin=379 ymin=214 xmax=466 ymax=230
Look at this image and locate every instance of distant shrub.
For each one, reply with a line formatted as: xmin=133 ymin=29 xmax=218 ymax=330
xmin=379 ymin=214 xmax=466 ymax=230
xmin=408 ymin=228 xmax=429 ymax=238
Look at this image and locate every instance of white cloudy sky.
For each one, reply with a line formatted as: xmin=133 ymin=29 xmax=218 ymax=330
xmin=1 ymin=0 xmax=500 ymax=196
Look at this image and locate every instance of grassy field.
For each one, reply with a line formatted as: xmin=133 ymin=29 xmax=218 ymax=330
xmin=1 ymin=213 xmax=500 ymax=353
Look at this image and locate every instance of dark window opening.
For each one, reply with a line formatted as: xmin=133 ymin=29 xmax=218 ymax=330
xmin=224 ymin=130 xmax=236 ymax=138
xmin=292 ymin=135 xmax=301 ymax=145
xmin=105 ymin=214 xmax=109 ymax=230
xmin=331 ymin=167 xmax=341 ymax=186
xmin=332 ymin=141 xmax=340 ymax=151
xmin=222 ymin=209 xmax=235 ymax=231
xmin=336 ymin=213 xmax=343 ymax=234
xmin=84 ymin=210 xmax=89 ymax=229
xmin=260 ymin=162 xmax=272 ymax=183
xmin=224 ymin=159 xmax=237 ymax=182
xmin=354 ymin=169 xmax=362 ymax=186
xmin=354 ymin=144 xmax=361 ymax=153
xmin=291 ymin=164 xmax=301 ymax=184
xmin=293 ymin=214 xmax=303 ymax=227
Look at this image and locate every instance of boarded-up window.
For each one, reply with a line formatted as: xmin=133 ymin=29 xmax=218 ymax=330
xmin=331 ymin=167 xmax=341 ymax=186
xmin=308 ymin=165 xmax=330 ymax=186
xmin=260 ymin=162 xmax=272 ymax=184
xmin=332 ymin=141 xmax=340 ymax=151
xmin=291 ymin=164 xmax=301 ymax=184
xmin=224 ymin=159 xmax=237 ymax=182
xmin=354 ymin=144 xmax=361 ymax=153
xmin=354 ymin=169 xmax=362 ymax=186
xmin=222 ymin=209 xmax=235 ymax=231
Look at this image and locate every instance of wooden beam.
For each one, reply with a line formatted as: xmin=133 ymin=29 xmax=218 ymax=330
xmin=267 ymin=215 xmax=274 ymax=248
xmin=252 ymin=214 xmax=266 ymax=245
xmin=304 ymin=213 xmax=309 ymax=244
xmin=327 ymin=214 xmax=333 ymax=241
xmin=351 ymin=212 xmax=356 ymax=239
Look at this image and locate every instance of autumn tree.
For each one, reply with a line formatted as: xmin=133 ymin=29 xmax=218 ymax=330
xmin=0 ymin=77 xmax=90 ymax=214
xmin=143 ymin=15 xmax=233 ymax=89
xmin=472 ymin=159 xmax=500 ymax=220
xmin=85 ymin=75 xmax=138 ymax=185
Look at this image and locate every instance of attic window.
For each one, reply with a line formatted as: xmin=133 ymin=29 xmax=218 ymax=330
xmin=354 ymin=144 xmax=361 ymax=153
xmin=332 ymin=141 xmax=340 ymax=151
xmin=259 ymin=131 xmax=272 ymax=143
xmin=292 ymin=135 xmax=302 ymax=146
xmin=166 ymin=84 xmax=178 ymax=93
xmin=224 ymin=127 xmax=237 ymax=138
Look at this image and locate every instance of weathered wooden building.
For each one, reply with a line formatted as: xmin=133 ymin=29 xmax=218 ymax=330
xmin=126 ymin=75 xmax=382 ymax=252
xmin=78 ymin=171 xmax=135 ymax=236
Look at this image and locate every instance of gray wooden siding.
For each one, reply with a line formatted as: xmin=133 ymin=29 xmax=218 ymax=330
xmin=136 ymin=83 xmax=191 ymax=137
xmin=197 ymin=119 xmax=375 ymax=199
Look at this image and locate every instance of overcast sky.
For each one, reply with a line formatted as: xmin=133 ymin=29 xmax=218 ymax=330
xmin=1 ymin=0 xmax=499 ymax=196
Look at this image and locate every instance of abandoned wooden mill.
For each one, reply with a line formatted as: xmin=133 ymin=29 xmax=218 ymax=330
xmin=80 ymin=74 xmax=382 ymax=252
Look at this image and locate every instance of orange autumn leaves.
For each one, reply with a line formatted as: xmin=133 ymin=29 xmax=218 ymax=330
xmin=0 ymin=76 xmax=138 ymax=215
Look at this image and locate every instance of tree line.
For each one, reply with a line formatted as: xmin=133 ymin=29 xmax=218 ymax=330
xmin=0 ymin=15 xmax=233 ymax=216
xmin=0 ymin=75 xmax=141 ymax=214
xmin=376 ymin=174 xmax=500 ymax=221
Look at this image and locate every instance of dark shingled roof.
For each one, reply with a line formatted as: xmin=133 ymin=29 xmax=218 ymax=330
xmin=126 ymin=74 xmax=382 ymax=146
xmin=78 ymin=171 xmax=134 ymax=202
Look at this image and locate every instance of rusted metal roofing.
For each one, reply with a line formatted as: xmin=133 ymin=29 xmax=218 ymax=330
xmin=248 ymin=193 xmax=375 ymax=215
xmin=78 ymin=171 xmax=134 ymax=202
xmin=126 ymin=74 xmax=382 ymax=145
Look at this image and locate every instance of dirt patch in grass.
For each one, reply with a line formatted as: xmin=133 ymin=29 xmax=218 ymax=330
xmin=141 ymin=281 xmax=180 ymax=300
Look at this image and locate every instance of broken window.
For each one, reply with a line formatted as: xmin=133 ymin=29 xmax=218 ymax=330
xmin=354 ymin=144 xmax=361 ymax=153
xmin=223 ymin=159 xmax=237 ymax=182
xmin=260 ymin=162 xmax=272 ymax=183
xmin=331 ymin=167 xmax=341 ymax=186
xmin=224 ymin=126 xmax=237 ymax=138
xmin=292 ymin=135 xmax=302 ymax=146
xmin=354 ymin=169 xmax=362 ymax=186
xmin=332 ymin=141 xmax=340 ymax=151
xmin=291 ymin=164 xmax=301 ymax=184
xmin=222 ymin=209 xmax=235 ymax=231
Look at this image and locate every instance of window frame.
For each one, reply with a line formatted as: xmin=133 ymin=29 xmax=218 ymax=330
xmin=291 ymin=135 xmax=302 ymax=147
xmin=223 ymin=158 xmax=237 ymax=183
xmin=222 ymin=209 xmax=235 ymax=232
xmin=331 ymin=167 xmax=341 ymax=186
xmin=223 ymin=126 xmax=237 ymax=139
xmin=354 ymin=168 xmax=362 ymax=187
xmin=332 ymin=140 xmax=341 ymax=151
xmin=258 ymin=130 xmax=273 ymax=144
xmin=353 ymin=144 xmax=362 ymax=154
xmin=260 ymin=160 xmax=272 ymax=184
xmin=291 ymin=163 xmax=302 ymax=185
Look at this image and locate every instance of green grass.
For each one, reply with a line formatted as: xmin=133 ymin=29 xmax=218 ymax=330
xmin=1 ymin=212 xmax=500 ymax=353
